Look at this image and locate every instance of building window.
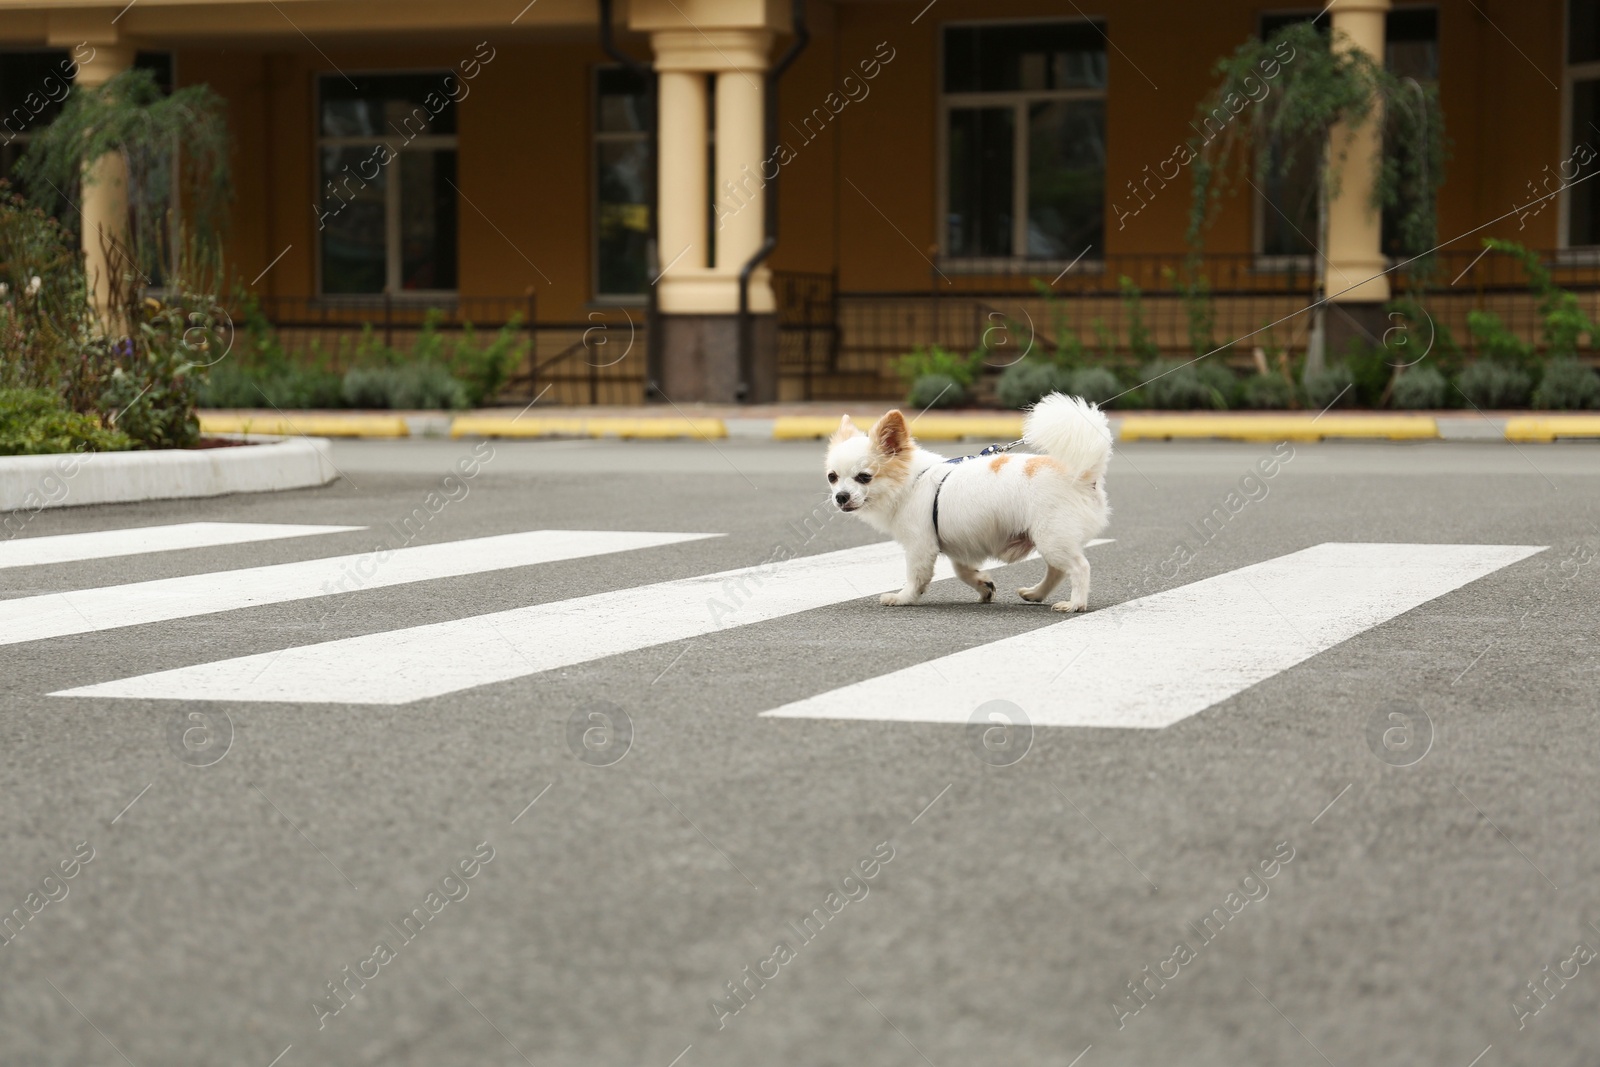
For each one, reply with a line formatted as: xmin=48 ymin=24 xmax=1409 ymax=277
xmin=1566 ymin=0 xmax=1600 ymax=247
xmin=1254 ymin=10 xmax=1437 ymax=261
xmin=317 ymin=72 xmax=459 ymax=296
xmin=595 ymin=67 xmax=649 ymax=299
xmin=941 ymin=21 xmax=1107 ymax=261
xmin=1 ymin=50 xmax=171 ymax=190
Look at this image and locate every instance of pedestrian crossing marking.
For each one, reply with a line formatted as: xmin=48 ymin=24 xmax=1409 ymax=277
xmin=0 ymin=522 xmax=364 ymax=570
xmin=52 ymin=538 xmax=1108 ymax=704
xmin=51 ymin=540 xmax=987 ymax=704
xmin=760 ymin=542 xmax=1545 ymax=729
xmin=8 ymin=530 xmax=716 ymax=647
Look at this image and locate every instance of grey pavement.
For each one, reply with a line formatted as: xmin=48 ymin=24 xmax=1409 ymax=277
xmin=2 ymin=437 xmax=1598 ymax=1067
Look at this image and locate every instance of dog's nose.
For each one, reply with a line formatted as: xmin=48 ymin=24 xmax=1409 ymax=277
xmin=834 ymin=491 xmax=850 ymax=506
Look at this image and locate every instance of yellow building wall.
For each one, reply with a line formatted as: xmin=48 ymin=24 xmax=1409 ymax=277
xmin=170 ymin=0 xmax=1572 ymax=316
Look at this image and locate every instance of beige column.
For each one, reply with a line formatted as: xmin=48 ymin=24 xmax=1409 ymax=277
xmin=1324 ymin=0 xmax=1391 ymax=303
xmin=650 ymin=26 xmax=772 ymax=314
xmin=656 ymin=67 xmax=709 ymax=280
xmin=714 ymin=64 xmax=769 ymax=308
xmin=72 ymin=44 xmax=136 ymax=334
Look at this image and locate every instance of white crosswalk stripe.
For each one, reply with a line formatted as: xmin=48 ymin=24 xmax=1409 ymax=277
xmin=51 ymin=541 xmax=964 ymax=704
xmin=6 ymin=530 xmax=716 ymax=647
xmin=0 ymin=522 xmax=362 ymax=570
xmin=55 ymin=538 xmax=1116 ymax=704
xmin=760 ymin=543 xmax=1545 ymax=729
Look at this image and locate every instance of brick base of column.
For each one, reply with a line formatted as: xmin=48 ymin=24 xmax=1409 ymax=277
xmin=657 ymin=313 xmax=778 ymax=403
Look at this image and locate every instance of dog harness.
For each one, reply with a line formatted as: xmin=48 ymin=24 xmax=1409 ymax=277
xmin=923 ymin=441 xmax=1023 ymax=547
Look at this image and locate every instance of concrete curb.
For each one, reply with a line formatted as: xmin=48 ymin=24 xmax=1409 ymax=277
xmin=449 ymin=415 xmax=727 ymax=440
xmin=200 ymin=413 xmax=409 ymax=438
xmin=1118 ymin=415 xmax=1442 ymax=442
xmin=0 ymin=437 xmax=339 ymax=512
xmin=193 ymin=409 xmax=1600 ymax=443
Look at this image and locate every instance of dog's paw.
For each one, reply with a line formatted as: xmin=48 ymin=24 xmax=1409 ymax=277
xmin=1019 ymin=587 xmax=1046 ymax=603
xmin=978 ymin=578 xmax=996 ymax=603
xmin=880 ymin=592 xmax=916 ymax=606
xmin=1052 ymin=600 xmax=1089 ymax=613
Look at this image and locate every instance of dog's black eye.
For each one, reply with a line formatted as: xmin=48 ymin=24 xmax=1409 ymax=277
xmin=827 ymin=472 xmax=838 ymax=484
xmin=855 ymin=472 xmax=873 ymax=484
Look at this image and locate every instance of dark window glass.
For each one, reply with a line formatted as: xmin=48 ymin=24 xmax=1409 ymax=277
xmin=596 ymin=67 xmax=650 ymax=296
xmin=947 ymin=107 xmax=1014 ymax=257
xmin=320 ymin=73 xmax=459 ymax=138
xmin=0 ymin=51 xmax=74 ymax=148
xmin=400 ymin=150 xmax=457 ymax=291
xmin=1386 ymin=8 xmax=1439 ymax=81
xmin=1571 ymin=0 xmax=1600 ymax=65
xmin=945 ymin=22 xmax=1107 ymax=93
xmin=597 ymin=66 xmax=649 ymax=133
xmin=1027 ymin=99 xmax=1104 ymax=257
xmin=1569 ymin=79 xmax=1600 ymax=246
xmin=319 ymin=145 xmax=388 ymax=294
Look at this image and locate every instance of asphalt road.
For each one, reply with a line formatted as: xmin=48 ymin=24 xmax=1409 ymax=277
xmin=2 ymin=436 xmax=1598 ymax=1067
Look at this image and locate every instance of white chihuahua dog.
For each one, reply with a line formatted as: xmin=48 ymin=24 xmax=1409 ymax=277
xmin=825 ymin=393 xmax=1112 ymax=612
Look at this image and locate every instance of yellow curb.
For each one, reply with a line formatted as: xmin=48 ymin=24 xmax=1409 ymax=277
xmin=773 ymin=415 xmax=1026 ymax=441
xmin=1504 ymin=415 xmax=1600 ymax=442
xmin=450 ymin=416 xmax=726 ymax=440
xmin=199 ymin=414 xmax=409 ymax=438
xmin=1118 ymin=415 xmax=1439 ymax=442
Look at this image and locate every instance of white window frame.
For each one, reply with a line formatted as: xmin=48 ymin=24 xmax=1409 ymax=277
xmin=592 ymin=64 xmax=650 ymax=304
xmin=314 ymin=70 xmax=459 ymax=300
xmin=1562 ymin=0 xmax=1600 ymax=252
xmin=936 ymin=15 xmax=1108 ymax=269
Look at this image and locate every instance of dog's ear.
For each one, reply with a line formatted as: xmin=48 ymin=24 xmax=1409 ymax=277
xmin=830 ymin=414 xmax=862 ymax=443
xmin=871 ymin=410 xmax=910 ymax=456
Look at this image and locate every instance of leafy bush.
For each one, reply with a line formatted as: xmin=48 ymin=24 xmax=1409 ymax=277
xmin=896 ymin=345 xmax=982 ymax=407
xmin=997 ymin=362 xmax=1069 ymax=410
xmin=1119 ymin=277 xmax=1161 ymax=364
xmin=1140 ymin=359 xmax=1235 ymax=410
xmin=0 ymin=388 xmax=130 ymax=455
xmin=1532 ymin=358 xmax=1600 ymax=410
xmin=201 ymin=363 xmax=345 ymax=409
xmin=896 ymin=345 xmax=983 ymax=389
xmin=1342 ymin=340 xmax=1394 ymax=407
xmin=449 ymin=318 xmax=529 ymax=407
xmin=1454 ymin=361 xmax=1532 ymax=409
xmin=1466 ymin=310 xmax=1535 ymax=371
xmin=1302 ymin=364 xmax=1356 ymax=410
xmin=907 ymin=373 xmax=964 ymax=410
xmin=1390 ymin=366 xmax=1448 ymax=409
xmin=341 ymin=362 xmax=468 ymax=410
xmin=1070 ymin=366 xmax=1124 ymax=406
xmin=1241 ymin=373 xmax=1295 ymax=409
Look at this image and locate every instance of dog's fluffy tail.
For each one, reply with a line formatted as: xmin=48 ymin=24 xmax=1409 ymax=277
xmin=1023 ymin=393 xmax=1113 ymax=481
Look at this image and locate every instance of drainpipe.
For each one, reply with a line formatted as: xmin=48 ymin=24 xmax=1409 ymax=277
xmin=598 ymin=0 xmax=662 ymax=396
xmin=736 ymin=0 xmax=809 ymax=400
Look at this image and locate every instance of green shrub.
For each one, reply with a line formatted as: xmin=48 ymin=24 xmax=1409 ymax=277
xmin=1119 ymin=277 xmax=1161 ymax=364
xmin=1532 ymin=358 xmax=1600 ymax=410
xmin=896 ymin=344 xmax=983 ymax=389
xmin=997 ymin=362 xmax=1069 ymax=410
xmin=1070 ymin=366 xmax=1124 ymax=406
xmin=1455 ymin=361 xmax=1532 ymax=409
xmin=1341 ymin=340 xmax=1394 ymax=407
xmin=450 ymin=317 xmax=530 ymax=407
xmin=908 ymin=373 xmax=965 ymax=410
xmin=1140 ymin=359 xmax=1235 ymax=410
xmin=1241 ymin=372 xmax=1295 ymax=409
xmin=1390 ymin=366 xmax=1448 ymax=409
xmin=1466 ymin=310 xmax=1536 ymax=372
xmin=341 ymin=362 xmax=468 ymax=410
xmin=0 ymin=388 xmax=131 ymax=455
xmin=1302 ymin=364 xmax=1356 ymax=410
